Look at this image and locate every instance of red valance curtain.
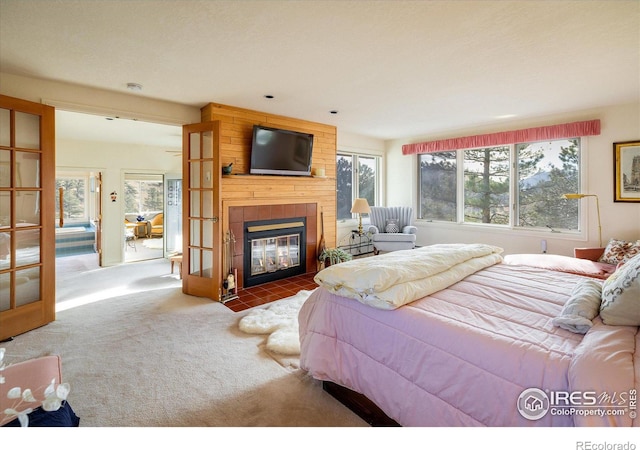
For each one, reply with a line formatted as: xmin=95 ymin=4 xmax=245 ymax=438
xmin=402 ymin=119 xmax=601 ymax=155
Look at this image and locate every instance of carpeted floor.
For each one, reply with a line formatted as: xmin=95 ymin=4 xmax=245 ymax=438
xmin=3 ymin=256 xmax=366 ymax=429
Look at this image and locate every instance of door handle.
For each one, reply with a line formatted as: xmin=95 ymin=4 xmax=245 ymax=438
xmin=205 ymin=217 xmax=219 ymax=223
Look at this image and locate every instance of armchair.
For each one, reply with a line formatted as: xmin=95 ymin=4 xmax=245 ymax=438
xmin=367 ymin=206 xmax=417 ymax=255
xmin=574 ymin=247 xmax=606 ymax=262
xmin=149 ymin=213 xmax=163 ymax=238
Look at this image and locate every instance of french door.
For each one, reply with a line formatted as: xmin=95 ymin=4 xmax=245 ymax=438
xmin=0 ymin=95 xmax=56 ymax=341
xmin=94 ymin=172 xmax=103 ymax=266
xmin=182 ymin=122 xmax=221 ymax=300
xmin=164 ymin=174 xmax=182 ymax=256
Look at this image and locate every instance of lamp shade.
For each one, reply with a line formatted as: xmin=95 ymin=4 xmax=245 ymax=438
xmin=350 ymin=198 xmax=371 ymax=214
xmin=563 ymin=193 xmax=587 ymax=199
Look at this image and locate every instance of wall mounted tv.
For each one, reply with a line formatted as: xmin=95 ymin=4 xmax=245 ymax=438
xmin=249 ymin=125 xmax=314 ymax=176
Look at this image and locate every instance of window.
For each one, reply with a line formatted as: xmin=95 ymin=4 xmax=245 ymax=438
xmin=124 ymin=174 xmax=163 ymax=215
xmin=418 ymin=151 xmax=457 ymax=221
xmin=55 ymin=174 xmax=89 ymax=223
xmin=336 ymin=153 xmax=380 ymax=220
xmin=463 ymin=146 xmax=510 ymax=225
xmin=419 ymin=138 xmax=581 ymax=232
xmin=516 ymin=139 xmax=579 ymax=230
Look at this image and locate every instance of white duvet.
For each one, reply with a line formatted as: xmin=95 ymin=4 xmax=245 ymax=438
xmin=313 ymin=243 xmax=504 ymax=310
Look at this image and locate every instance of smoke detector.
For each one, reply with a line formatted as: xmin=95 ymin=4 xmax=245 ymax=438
xmin=126 ymin=82 xmax=143 ymax=92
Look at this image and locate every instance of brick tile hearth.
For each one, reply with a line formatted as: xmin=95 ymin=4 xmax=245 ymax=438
xmin=222 ymin=272 xmax=318 ymax=312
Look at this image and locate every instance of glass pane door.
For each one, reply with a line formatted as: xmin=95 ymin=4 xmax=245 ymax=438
xmin=0 ymin=95 xmax=55 ymax=341
xmin=182 ymin=122 xmax=221 ymax=300
xmin=165 ymin=175 xmax=182 ymax=256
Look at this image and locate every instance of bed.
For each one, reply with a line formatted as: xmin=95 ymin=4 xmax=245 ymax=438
xmin=299 ymin=244 xmax=640 ymax=427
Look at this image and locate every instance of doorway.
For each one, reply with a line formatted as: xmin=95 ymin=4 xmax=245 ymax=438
xmin=55 ymin=169 xmax=101 ymax=259
xmin=124 ymin=173 xmax=164 ymax=262
xmin=54 ymin=109 xmax=182 ymax=267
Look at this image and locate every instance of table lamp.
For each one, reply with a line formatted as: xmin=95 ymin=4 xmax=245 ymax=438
xmin=350 ymin=198 xmax=371 ymax=235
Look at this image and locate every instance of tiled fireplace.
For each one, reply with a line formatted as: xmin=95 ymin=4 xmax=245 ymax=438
xmin=228 ymin=203 xmax=317 ymax=290
xmin=243 ymin=218 xmax=306 ymax=287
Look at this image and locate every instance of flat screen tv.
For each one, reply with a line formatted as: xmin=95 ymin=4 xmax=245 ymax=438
xmin=249 ymin=125 xmax=314 ymax=176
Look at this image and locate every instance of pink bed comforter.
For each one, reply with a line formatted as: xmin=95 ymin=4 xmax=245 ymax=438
xmin=299 ymin=263 xmax=639 ymax=427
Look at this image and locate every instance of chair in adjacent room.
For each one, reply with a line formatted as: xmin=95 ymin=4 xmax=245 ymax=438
xmin=124 ymin=225 xmax=136 ymax=251
xmin=149 ymin=213 xmax=163 ymax=238
xmin=367 ymin=206 xmax=417 ymax=255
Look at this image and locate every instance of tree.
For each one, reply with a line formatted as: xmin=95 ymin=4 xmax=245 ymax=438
xmin=55 ymin=178 xmax=85 ymax=219
xmin=463 ymin=147 xmax=510 ymax=224
xmin=517 ymin=139 xmax=579 ymax=229
xmin=419 ymin=152 xmax=456 ymax=221
xmin=336 ymin=156 xmax=352 ymax=220
xmin=124 ymin=181 xmax=139 ymax=214
xmin=358 ymin=161 xmax=375 ymax=207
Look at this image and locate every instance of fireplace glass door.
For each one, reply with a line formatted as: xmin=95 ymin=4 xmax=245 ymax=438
xmin=250 ymin=233 xmax=300 ymax=276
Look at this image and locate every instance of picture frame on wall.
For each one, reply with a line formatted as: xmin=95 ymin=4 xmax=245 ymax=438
xmin=614 ymin=140 xmax=640 ymax=202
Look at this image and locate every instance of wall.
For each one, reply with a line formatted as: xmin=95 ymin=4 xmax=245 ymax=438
xmin=0 ymin=73 xmax=199 ymax=126
xmin=385 ymin=102 xmax=640 ymax=256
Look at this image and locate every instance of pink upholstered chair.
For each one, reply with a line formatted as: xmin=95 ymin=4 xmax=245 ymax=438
xmin=0 ymin=355 xmax=63 ymax=426
xmin=574 ymin=247 xmax=606 ymax=262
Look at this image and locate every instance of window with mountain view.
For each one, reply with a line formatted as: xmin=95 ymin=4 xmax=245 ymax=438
xmin=419 ymin=138 xmax=580 ymax=231
xmin=516 ymin=139 xmax=579 ymax=230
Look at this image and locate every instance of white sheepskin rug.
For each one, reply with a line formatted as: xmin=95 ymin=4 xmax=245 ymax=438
xmin=238 ymin=289 xmax=315 ymax=356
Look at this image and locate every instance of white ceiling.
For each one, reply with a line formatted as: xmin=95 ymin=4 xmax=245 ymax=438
xmin=1 ymin=0 xmax=638 ymax=147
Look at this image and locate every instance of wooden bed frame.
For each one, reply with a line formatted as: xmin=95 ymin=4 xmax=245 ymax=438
xmin=322 ymin=381 xmax=399 ymax=427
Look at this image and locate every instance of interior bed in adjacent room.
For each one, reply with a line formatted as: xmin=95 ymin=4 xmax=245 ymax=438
xmin=299 ymin=244 xmax=640 ymax=427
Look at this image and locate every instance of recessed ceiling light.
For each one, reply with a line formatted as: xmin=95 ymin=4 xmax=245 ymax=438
xmin=496 ymin=114 xmax=516 ymax=119
xmin=127 ymin=82 xmax=143 ymax=92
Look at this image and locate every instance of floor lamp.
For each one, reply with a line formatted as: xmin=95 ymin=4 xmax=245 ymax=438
xmin=350 ymin=198 xmax=371 ymax=236
xmin=563 ymin=193 xmax=602 ymax=247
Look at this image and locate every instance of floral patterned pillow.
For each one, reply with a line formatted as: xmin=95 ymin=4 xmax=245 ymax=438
xmin=598 ymin=238 xmax=640 ymax=265
xmin=600 ymin=253 xmax=640 ymax=326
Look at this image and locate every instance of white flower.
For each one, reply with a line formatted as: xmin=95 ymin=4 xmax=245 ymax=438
xmin=0 ymin=348 xmax=6 ymax=384
xmin=42 ymin=380 xmax=70 ymax=412
xmin=7 ymin=387 xmax=22 ymax=399
xmin=4 ymin=407 xmax=33 ymax=427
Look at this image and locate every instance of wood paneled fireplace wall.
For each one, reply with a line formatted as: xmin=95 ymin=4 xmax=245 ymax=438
xmin=200 ymin=102 xmax=337 ymax=290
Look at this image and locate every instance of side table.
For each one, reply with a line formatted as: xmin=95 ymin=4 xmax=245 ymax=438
xmin=134 ymin=221 xmax=150 ymax=238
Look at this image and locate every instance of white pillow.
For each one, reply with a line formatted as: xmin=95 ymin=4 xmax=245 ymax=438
xmin=552 ymin=278 xmax=602 ymax=334
xmin=600 ymin=253 xmax=640 ymax=326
